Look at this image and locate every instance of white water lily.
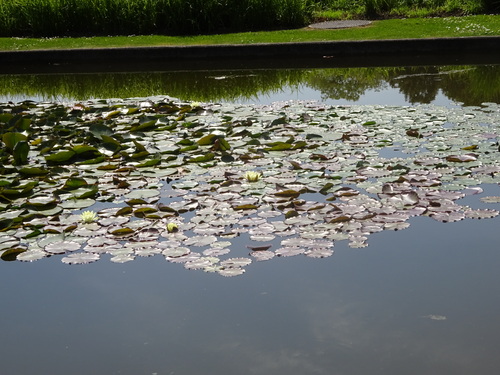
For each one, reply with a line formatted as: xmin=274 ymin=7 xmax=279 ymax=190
xmin=80 ymin=210 xmax=98 ymax=224
xmin=244 ymin=171 xmax=262 ymax=182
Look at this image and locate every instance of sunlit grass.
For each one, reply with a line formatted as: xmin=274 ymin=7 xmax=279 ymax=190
xmin=0 ymin=15 xmax=498 ymax=51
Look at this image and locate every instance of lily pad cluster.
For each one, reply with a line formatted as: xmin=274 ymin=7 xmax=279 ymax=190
xmin=1 ymin=97 xmax=499 ymax=276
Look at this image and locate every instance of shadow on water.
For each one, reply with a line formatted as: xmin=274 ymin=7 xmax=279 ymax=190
xmin=0 ymin=65 xmax=499 ymax=106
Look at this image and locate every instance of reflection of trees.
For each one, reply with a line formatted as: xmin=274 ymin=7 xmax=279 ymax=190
xmin=0 ymin=66 xmax=499 ymax=106
xmin=439 ymin=66 xmax=500 ymax=106
xmin=304 ymin=68 xmax=390 ymax=101
xmin=387 ymin=66 xmax=440 ymax=104
xmin=0 ymin=70 xmax=306 ymax=102
xmin=304 ymin=65 xmax=500 ymax=106
xmin=305 ymin=66 xmax=444 ymax=104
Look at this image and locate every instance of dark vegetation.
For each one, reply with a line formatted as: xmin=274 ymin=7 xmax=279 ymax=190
xmin=0 ymin=0 xmax=498 ymax=37
xmin=0 ymin=0 xmax=309 ymax=37
xmin=315 ymin=0 xmax=500 ymax=20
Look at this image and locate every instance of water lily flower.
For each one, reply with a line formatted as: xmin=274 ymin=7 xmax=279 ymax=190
xmin=244 ymin=171 xmax=262 ymax=182
xmin=167 ymin=222 xmax=179 ymax=233
xmin=80 ymin=210 xmax=98 ymax=224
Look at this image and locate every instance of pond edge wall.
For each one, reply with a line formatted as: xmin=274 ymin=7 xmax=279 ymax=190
xmin=1 ymin=36 xmax=499 ymax=73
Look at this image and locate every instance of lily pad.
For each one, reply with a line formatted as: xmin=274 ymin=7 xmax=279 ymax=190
xmin=61 ymin=252 xmax=100 ymax=264
xmin=45 ymin=241 xmax=82 ymax=254
xmin=1 ymin=247 xmax=27 ymax=261
xmin=218 ymin=267 xmax=246 ymax=277
xmin=1 ymin=98 xmax=500 ymax=277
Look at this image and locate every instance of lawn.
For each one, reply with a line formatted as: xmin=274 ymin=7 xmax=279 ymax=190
xmin=0 ymin=15 xmax=498 ymax=51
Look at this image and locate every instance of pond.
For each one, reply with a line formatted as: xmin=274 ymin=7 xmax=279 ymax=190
xmin=1 ymin=64 xmax=500 ymax=375
xmin=1 ymin=65 xmax=499 ymax=106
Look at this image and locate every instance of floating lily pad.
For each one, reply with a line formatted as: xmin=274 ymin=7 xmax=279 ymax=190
xmin=61 ymin=252 xmax=100 ymax=264
xmin=464 ymin=208 xmax=499 ymax=219
xmin=16 ymin=249 xmax=47 ymax=262
xmin=45 ymin=241 xmax=82 ymax=254
xmin=305 ymin=248 xmax=334 ymax=258
xmin=1 ymin=247 xmax=26 ymax=261
xmin=60 ymin=198 xmax=96 ymax=209
xmin=110 ymin=253 xmax=135 ymax=263
xmin=162 ymin=247 xmax=190 ymax=258
xmin=480 ymin=196 xmax=500 ymax=203
xmin=218 ymin=267 xmax=245 ymax=277
xmin=275 ymin=246 xmax=305 ymax=257
xmin=1 ymin=98 xmax=499 ymax=276
xmin=250 ymin=250 xmax=275 ymax=261
xmin=125 ymin=189 xmax=160 ymax=200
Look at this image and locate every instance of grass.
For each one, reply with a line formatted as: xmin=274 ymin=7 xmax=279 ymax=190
xmin=0 ymin=15 xmax=498 ymax=51
xmin=313 ymin=0 xmax=500 ymax=19
xmin=0 ymin=0 xmax=310 ymax=37
xmin=1 ymin=0 xmax=498 ymax=38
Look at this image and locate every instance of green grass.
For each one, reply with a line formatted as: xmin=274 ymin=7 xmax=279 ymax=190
xmin=0 ymin=0 xmax=310 ymax=37
xmin=0 ymin=15 xmax=498 ymax=51
xmin=313 ymin=0 xmax=500 ymax=19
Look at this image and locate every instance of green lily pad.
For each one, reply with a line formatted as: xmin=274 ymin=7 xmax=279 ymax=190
xmin=110 ymin=227 xmax=135 ymax=236
xmin=1 ymin=247 xmax=27 ymax=261
xmin=18 ymin=167 xmax=50 ymax=177
xmin=89 ymin=123 xmax=114 ymax=137
xmin=45 ymin=150 xmax=76 ymax=164
xmin=186 ymin=153 xmax=215 ymax=163
xmin=13 ymin=140 xmax=30 ymax=165
xmin=274 ymin=190 xmax=301 ymax=198
xmin=2 ymin=132 xmax=27 ymax=153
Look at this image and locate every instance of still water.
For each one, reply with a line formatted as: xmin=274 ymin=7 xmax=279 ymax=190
xmin=1 ymin=65 xmax=500 ymax=375
xmin=2 ymin=211 xmax=500 ymax=375
xmin=0 ymin=65 xmax=498 ymax=106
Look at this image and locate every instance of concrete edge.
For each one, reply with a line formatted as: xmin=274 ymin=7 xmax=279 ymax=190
xmin=1 ymin=36 xmax=499 ymax=73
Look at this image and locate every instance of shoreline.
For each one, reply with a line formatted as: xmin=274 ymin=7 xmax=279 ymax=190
xmin=1 ymin=36 xmax=499 ymax=74
xmin=0 ymin=36 xmax=500 ymax=74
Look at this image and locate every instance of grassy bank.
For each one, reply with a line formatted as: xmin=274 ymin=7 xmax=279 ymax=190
xmin=0 ymin=15 xmax=498 ymax=51
xmin=0 ymin=0 xmax=498 ymax=38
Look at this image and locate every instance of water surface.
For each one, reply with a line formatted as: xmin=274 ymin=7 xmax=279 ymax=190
xmin=1 ymin=64 xmax=500 ymax=375
xmin=2 ymin=212 xmax=500 ymax=375
xmin=1 ymin=65 xmax=498 ymax=106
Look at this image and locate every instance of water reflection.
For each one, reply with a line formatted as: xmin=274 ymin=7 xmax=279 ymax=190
xmin=2 ymin=213 xmax=500 ymax=374
xmin=0 ymin=65 xmax=498 ymax=106
xmin=1 ymin=64 xmax=500 ymax=375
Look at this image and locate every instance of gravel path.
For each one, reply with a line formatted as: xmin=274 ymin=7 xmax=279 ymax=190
xmin=308 ymin=20 xmax=372 ymax=29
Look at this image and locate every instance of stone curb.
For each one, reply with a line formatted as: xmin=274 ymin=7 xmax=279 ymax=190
xmin=1 ymin=36 xmax=499 ymax=73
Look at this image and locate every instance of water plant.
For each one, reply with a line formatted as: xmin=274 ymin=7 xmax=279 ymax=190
xmin=245 ymin=171 xmax=262 ymax=182
xmin=1 ymin=97 xmax=499 ymax=276
xmin=167 ymin=222 xmax=179 ymax=233
xmin=80 ymin=210 xmax=98 ymax=224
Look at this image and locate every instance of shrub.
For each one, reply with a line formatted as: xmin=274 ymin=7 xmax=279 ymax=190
xmin=0 ymin=0 xmax=312 ymax=37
